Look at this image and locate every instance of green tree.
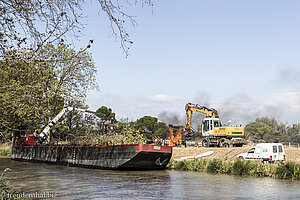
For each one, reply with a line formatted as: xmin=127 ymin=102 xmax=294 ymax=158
xmin=0 ymin=57 xmax=61 ymax=132
xmin=95 ymin=106 xmax=117 ymax=134
xmin=245 ymin=122 xmax=275 ymax=142
xmin=0 ymin=44 xmax=96 ymax=141
xmin=286 ymin=124 xmax=300 ymax=143
xmin=136 ymin=116 xmax=158 ymax=132
xmin=36 ymin=44 xmax=97 ymax=103
xmin=136 ymin=116 xmax=169 ymax=141
xmin=255 ymin=117 xmax=287 ymax=142
xmin=247 ymin=117 xmax=300 ymax=143
xmin=153 ymin=122 xmax=169 ymax=139
xmin=96 ymin=106 xmax=116 ymax=122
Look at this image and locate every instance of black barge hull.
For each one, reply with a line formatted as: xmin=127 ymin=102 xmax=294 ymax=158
xmin=11 ymin=144 xmax=172 ymax=170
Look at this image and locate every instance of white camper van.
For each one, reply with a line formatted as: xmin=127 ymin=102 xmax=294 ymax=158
xmin=237 ymin=143 xmax=285 ymax=162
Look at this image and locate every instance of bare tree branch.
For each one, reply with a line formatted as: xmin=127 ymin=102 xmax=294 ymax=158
xmin=0 ymin=0 xmax=153 ymax=57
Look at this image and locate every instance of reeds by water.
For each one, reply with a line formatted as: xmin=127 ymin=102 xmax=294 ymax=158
xmin=168 ymin=159 xmax=300 ymax=180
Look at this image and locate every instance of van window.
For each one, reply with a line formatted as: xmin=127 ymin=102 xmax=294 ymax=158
xmin=255 ymin=147 xmax=262 ymax=154
xmin=279 ymin=145 xmax=283 ymax=153
xmin=262 ymin=148 xmax=268 ymax=152
xmin=248 ymin=148 xmax=255 ymax=153
xmin=273 ymin=146 xmax=278 ymax=153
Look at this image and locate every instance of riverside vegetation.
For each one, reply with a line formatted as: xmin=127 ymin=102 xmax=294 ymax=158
xmin=0 ymin=148 xmax=11 ymax=157
xmin=168 ymin=159 xmax=300 ymax=180
xmin=0 ymin=143 xmax=11 ymax=157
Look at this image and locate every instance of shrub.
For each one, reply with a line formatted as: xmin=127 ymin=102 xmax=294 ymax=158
xmin=0 ymin=148 xmax=11 ymax=156
xmin=232 ymin=159 xmax=256 ymax=176
xmin=170 ymin=159 xmax=300 ymax=180
xmin=167 ymin=159 xmax=175 ymax=169
xmin=174 ymin=160 xmax=188 ymax=170
xmin=218 ymin=161 xmax=233 ymax=174
xmin=248 ymin=162 xmax=272 ymax=177
xmin=185 ymin=159 xmax=206 ymax=172
xmin=275 ymin=161 xmax=300 ymax=180
xmin=206 ymin=159 xmax=221 ymax=173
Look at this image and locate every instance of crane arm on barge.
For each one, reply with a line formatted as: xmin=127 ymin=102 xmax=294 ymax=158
xmin=38 ymin=107 xmax=101 ymax=143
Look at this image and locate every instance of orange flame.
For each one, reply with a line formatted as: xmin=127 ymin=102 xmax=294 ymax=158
xmin=167 ymin=125 xmax=184 ymax=146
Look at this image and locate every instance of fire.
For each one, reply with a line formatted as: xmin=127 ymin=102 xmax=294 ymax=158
xmin=167 ymin=125 xmax=184 ymax=146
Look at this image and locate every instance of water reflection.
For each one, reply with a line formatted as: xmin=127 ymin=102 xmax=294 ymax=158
xmin=0 ymin=158 xmax=299 ymax=199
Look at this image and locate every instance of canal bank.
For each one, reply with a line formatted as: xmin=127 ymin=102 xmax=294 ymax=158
xmin=170 ymin=145 xmax=300 ymax=180
xmin=168 ymin=158 xmax=300 ymax=180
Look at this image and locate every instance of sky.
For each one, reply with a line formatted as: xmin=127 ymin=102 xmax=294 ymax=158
xmin=78 ymin=0 xmax=300 ymax=125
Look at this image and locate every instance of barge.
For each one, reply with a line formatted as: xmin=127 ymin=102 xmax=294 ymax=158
xmin=11 ymin=143 xmax=172 ymax=170
xmin=11 ymin=107 xmax=172 ymax=170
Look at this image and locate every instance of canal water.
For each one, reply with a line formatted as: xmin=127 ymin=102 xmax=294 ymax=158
xmin=0 ymin=158 xmax=299 ymax=200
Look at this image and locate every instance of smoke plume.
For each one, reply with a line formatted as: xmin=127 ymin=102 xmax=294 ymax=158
xmin=158 ymin=111 xmax=184 ymax=126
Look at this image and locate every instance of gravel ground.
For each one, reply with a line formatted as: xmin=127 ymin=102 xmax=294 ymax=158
xmin=172 ymin=144 xmax=300 ymax=162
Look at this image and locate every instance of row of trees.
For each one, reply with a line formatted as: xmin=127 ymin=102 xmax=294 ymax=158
xmin=245 ymin=117 xmax=300 ymax=143
xmin=47 ymin=106 xmax=169 ymax=145
xmin=93 ymin=107 xmax=169 ymax=144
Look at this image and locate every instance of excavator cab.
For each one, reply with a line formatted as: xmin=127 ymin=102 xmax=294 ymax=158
xmin=202 ymin=118 xmax=221 ymax=136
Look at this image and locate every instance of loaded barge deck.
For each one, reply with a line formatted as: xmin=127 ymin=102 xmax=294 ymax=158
xmin=11 ymin=144 xmax=172 ymax=170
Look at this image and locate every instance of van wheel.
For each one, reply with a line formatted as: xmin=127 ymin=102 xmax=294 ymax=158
xmin=237 ymin=156 xmax=244 ymax=160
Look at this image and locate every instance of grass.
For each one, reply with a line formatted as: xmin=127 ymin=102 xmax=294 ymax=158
xmin=0 ymin=148 xmax=11 ymax=156
xmin=168 ymin=159 xmax=300 ymax=180
xmin=0 ymin=142 xmax=11 ymax=157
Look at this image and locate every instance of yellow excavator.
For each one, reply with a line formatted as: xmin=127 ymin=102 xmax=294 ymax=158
xmin=185 ymin=102 xmax=246 ymax=147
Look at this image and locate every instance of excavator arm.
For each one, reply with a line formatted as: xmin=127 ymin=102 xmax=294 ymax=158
xmin=185 ymin=102 xmax=219 ymax=134
xmin=39 ymin=107 xmax=101 ymax=143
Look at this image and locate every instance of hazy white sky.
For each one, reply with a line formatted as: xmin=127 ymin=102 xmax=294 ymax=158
xmin=79 ymin=0 xmax=300 ymax=125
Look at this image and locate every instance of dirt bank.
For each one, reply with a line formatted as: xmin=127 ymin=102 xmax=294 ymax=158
xmin=172 ymin=145 xmax=300 ymax=162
